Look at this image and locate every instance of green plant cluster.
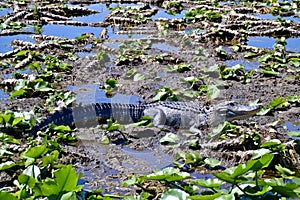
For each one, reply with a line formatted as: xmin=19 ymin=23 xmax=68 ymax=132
xmin=0 ymin=22 xmax=26 ymax=31
xmin=116 ymin=40 xmax=151 ymax=65
xmin=257 ymin=95 xmax=300 ymax=115
xmin=185 ymin=8 xmax=222 ymax=23
xmin=0 ymin=113 xmax=82 ymax=199
xmin=200 ymin=37 xmax=300 ymax=84
xmin=1 ymin=114 xmax=300 ymax=199
xmin=122 ymin=151 xmax=300 ymax=200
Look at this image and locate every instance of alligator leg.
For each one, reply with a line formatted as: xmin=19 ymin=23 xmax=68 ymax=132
xmin=143 ymin=107 xmax=173 ymax=131
xmin=143 ymin=107 xmax=191 ymax=133
xmin=189 ymin=125 xmax=204 ymax=137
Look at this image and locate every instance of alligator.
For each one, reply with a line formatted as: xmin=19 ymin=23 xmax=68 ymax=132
xmin=31 ymin=101 xmax=260 ymax=135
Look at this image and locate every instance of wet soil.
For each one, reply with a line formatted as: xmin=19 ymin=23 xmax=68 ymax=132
xmin=0 ymin=0 xmax=300 ymax=195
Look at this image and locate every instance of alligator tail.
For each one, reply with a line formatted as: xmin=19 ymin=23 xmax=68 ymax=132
xmin=31 ymin=103 xmax=145 ymax=135
xmin=31 ymin=107 xmax=74 ymax=135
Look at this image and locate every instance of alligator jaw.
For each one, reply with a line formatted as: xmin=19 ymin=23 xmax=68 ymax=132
xmin=225 ymin=103 xmax=261 ymax=121
xmin=216 ymin=102 xmax=261 ymax=121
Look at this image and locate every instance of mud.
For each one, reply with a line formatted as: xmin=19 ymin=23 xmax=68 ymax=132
xmin=0 ymin=0 xmax=300 ymax=194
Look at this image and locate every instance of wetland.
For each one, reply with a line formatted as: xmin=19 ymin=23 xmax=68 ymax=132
xmin=0 ymin=0 xmax=300 ymax=199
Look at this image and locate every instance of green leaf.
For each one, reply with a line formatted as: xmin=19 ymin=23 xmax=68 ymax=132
xmin=106 ymin=78 xmax=117 ymax=88
xmin=214 ymin=154 xmax=274 ymax=184
xmin=189 ymin=193 xmax=222 ymax=200
xmin=126 ymin=68 xmax=137 ymax=78
xmin=251 ymin=153 xmax=274 ymax=171
xmin=257 ymin=97 xmax=288 ymax=115
xmin=34 ymin=81 xmax=53 ymax=92
xmin=23 ymin=144 xmax=47 ymax=158
xmin=215 ymin=193 xmax=235 ymax=200
xmin=160 ymin=189 xmax=189 ymax=200
xmin=260 ymin=139 xmax=281 ymax=148
xmin=106 ymin=122 xmax=124 ymax=132
xmin=13 ymin=77 xmax=26 ymax=86
xmin=29 ymin=62 xmax=41 ymax=70
xmin=12 ymin=116 xmax=24 ymax=126
xmin=0 ymin=191 xmax=18 ymax=200
xmin=269 ymin=97 xmax=287 ymax=108
xmin=259 ymin=53 xmax=272 ymax=63
xmin=10 ymin=89 xmax=26 ymax=97
xmin=218 ymin=64 xmax=244 ymax=80
xmin=202 ymin=64 xmax=219 ymax=73
xmin=125 ymin=119 xmax=152 ymax=129
xmin=231 ymin=160 xmax=258 ymax=178
xmin=152 ymin=91 xmax=168 ymax=101
xmin=0 ymin=149 xmax=14 ymax=158
xmin=18 ymin=174 xmax=36 ymax=188
xmin=54 ymin=164 xmax=82 ymax=193
xmin=33 ymin=178 xmax=59 ymax=196
xmin=90 ymin=187 xmax=103 ymax=196
xmin=232 ymin=45 xmax=240 ymax=52
xmin=96 ymin=135 xmax=109 ymax=145
xmin=287 ymin=131 xmax=300 ymax=137
xmin=75 ymin=34 xmax=88 ymax=41
xmin=52 ymin=125 xmax=72 ymax=132
xmin=174 ymin=152 xmax=204 ymax=167
xmin=244 ymin=51 xmax=258 ymax=59
xmin=204 ymin=157 xmax=222 ymax=168
xmin=0 ymin=133 xmax=20 ymax=144
xmin=133 ymin=73 xmax=145 ymax=81
xmin=23 ymin=157 xmax=35 ymax=167
xmin=292 ymin=176 xmax=300 ymax=183
xmin=14 ymin=50 xmax=28 ymax=57
xmin=287 ymin=95 xmax=300 ymax=103
xmin=184 ymin=152 xmax=203 ymax=165
xmin=0 ymin=161 xmax=16 ymax=170
xmin=212 ymin=121 xmax=237 ymax=138
xmin=256 ymin=107 xmax=271 ymax=115
xmin=41 ymin=150 xmax=59 ymax=167
xmin=230 ymin=153 xmax=273 ymax=177
xmin=269 ymin=182 xmax=300 ymax=198
xmin=289 ymin=60 xmax=300 ymax=67
xmin=122 ymin=175 xmax=138 ymax=186
xmin=1 ymin=113 xmax=13 ymax=124
xmin=191 ymin=178 xmax=223 ymax=188
xmin=61 ymin=191 xmax=77 ymax=200
xmin=244 ymin=185 xmax=272 ymax=196
xmin=160 ymin=132 xmax=179 ymax=144
xmin=173 ymin=63 xmax=192 ymax=73
xmin=275 ymin=164 xmax=295 ymax=177
xmin=258 ymin=69 xmax=280 ymax=76
xmin=207 ymin=85 xmax=220 ymax=99
xmin=252 ymin=148 xmax=271 ymax=159
xmin=142 ymin=167 xmax=190 ymax=182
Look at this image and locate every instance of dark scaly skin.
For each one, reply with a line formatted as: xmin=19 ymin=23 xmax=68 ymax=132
xmin=31 ymin=101 xmax=260 ymax=135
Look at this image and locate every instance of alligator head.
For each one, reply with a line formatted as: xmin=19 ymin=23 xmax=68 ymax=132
xmin=213 ymin=101 xmax=261 ymax=121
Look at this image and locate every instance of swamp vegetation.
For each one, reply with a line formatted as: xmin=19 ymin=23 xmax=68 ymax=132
xmin=0 ymin=0 xmax=300 ymax=199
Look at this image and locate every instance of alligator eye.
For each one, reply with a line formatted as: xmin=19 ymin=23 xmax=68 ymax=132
xmin=229 ymin=102 xmax=235 ymax=107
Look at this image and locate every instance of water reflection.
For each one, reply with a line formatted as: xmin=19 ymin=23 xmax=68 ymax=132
xmin=248 ymin=36 xmax=300 ymax=52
